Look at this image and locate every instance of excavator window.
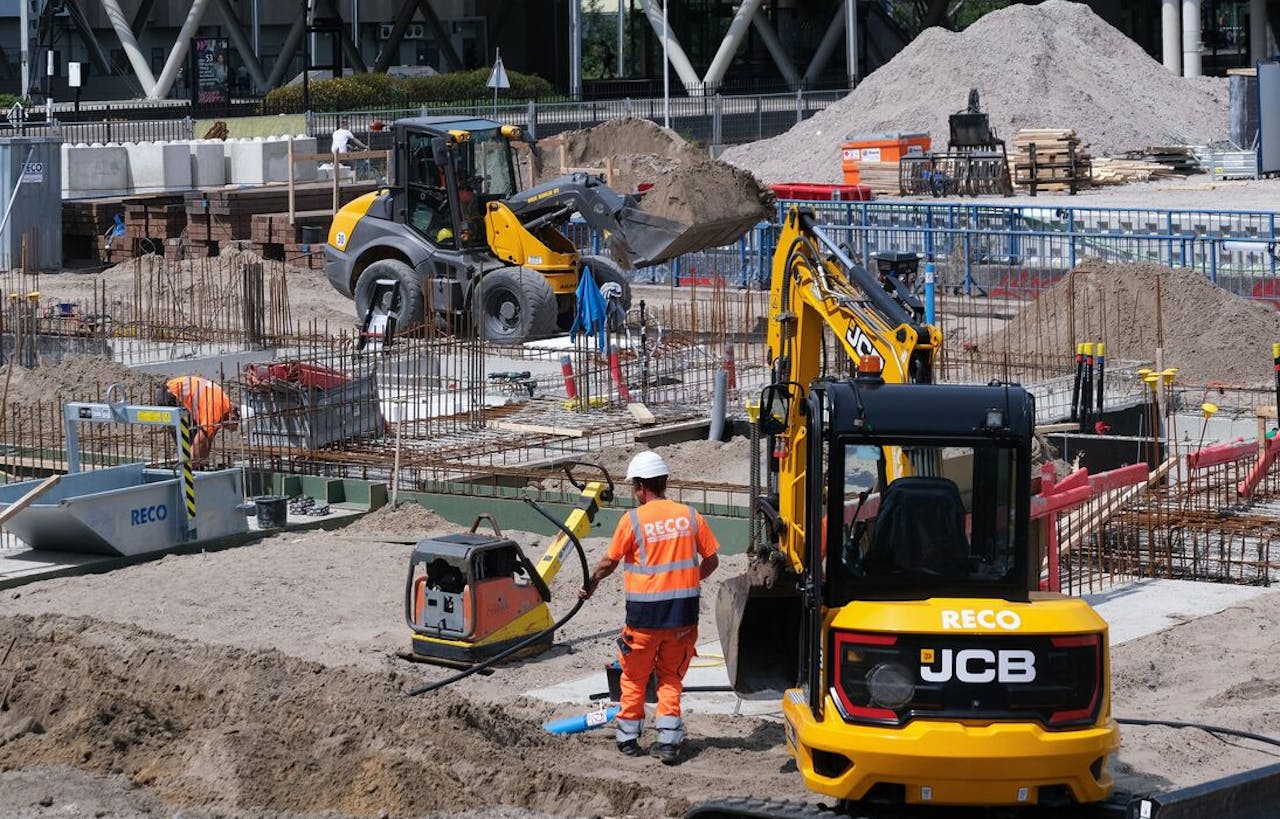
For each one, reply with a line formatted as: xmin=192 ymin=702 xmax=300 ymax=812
xmin=833 ymin=441 xmax=1020 ymax=598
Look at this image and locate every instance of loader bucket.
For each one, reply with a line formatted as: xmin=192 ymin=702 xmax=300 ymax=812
xmin=617 ymin=207 xmax=763 ymax=268
xmin=715 ymin=572 xmax=802 ymax=698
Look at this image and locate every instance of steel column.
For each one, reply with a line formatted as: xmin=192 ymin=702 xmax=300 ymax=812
xmin=130 ymin=0 xmax=157 ymax=38
xmin=101 ymin=0 xmax=158 ymax=97
xmin=150 ymin=0 xmax=214 ymax=99
xmin=417 ymin=0 xmax=464 ymax=71
xmin=1182 ymin=0 xmax=1202 ymax=76
xmin=213 ymin=0 xmax=269 ymax=92
xmin=318 ymin=0 xmax=368 ymax=72
xmin=374 ymin=0 xmax=418 ymax=72
xmin=64 ymin=0 xmax=113 ymax=75
xmin=570 ymin=0 xmax=582 ymax=98
xmin=803 ymin=4 xmax=846 ymax=85
xmin=844 ymin=0 xmax=858 ymax=86
xmin=751 ymin=10 xmax=800 ymax=87
xmin=265 ymin=13 xmax=309 ymax=89
xmin=639 ymin=0 xmax=701 ymax=92
xmin=702 ymin=0 xmax=765 ymax=89
xmin=1162 ymin=0 xmax=1182 ymax=73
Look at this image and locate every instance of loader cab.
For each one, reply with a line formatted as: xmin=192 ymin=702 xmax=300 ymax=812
xmin=395 ymin=117 xmax=520 ymax=251
xmin=819 ymin=379 xmax=1036 ymax=604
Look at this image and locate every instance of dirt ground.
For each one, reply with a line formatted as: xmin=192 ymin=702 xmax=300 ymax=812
xmin=2 ymin=499 xmax=1279 ymax=817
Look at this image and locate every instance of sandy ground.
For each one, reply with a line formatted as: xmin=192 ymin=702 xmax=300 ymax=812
xmin=1 ymin=497 xmax=1278 ymax=818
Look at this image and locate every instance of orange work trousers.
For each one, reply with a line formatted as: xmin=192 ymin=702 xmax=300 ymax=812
xmin=616 ymin=623 xmax=697 ymax=722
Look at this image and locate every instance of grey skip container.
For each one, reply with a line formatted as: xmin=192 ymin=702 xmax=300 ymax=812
xmin=0 ymin=136 xmax=62 ymax=270
xmin=245 ymin=373 xmax=383 ymax=449
xmin=0 ymin=462 xmax=249 ymax=556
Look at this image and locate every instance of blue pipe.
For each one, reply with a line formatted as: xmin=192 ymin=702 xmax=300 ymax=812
xmin=543 ymin=705 xmax=621 ymax=735
xmin=924 ymin=262 xmax=936 ymax=324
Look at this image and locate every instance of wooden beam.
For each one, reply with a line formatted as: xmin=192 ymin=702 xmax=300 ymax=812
xmin=0 ymin=475 xmax=62 ymax=528
xmin=628 ymin=403 xmax=657 ymax=426
xmin=490 ymin=421 xmax=586 ymax=438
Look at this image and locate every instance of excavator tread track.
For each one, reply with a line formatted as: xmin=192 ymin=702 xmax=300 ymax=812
xmin=684 ymin=797 xmax=837 ymax=819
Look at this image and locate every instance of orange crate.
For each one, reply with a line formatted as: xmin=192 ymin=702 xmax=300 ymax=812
xmin=841 ymin=132 xmax=931 ymax=184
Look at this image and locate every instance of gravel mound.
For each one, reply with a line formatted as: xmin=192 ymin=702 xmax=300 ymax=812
xmin=722 ymin=0 xmax=1227 ymax=183
xmin=981 ymin=259 xmax=1280 ymax=386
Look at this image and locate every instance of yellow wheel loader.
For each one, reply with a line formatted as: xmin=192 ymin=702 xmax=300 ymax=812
xmin=325 ymin=116 xmax=755 ymax=344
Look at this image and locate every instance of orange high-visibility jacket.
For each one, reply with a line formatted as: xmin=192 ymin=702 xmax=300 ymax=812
xmin=606 ymin=498 xmax=720 ymax=629
xmin=165 ymin=376 xmax=233 ymax=434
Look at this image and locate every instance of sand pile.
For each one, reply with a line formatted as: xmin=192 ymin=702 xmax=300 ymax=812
xmin=536 ymin=117 xmax=773 ymax=233
xmin=343 ymin=501 xmax=450 ymax=536
xmin=722 ymin=0 xmax=1227 ymax=183
xmin=982 ymin=259 xmax=1280 ymax=386
xmin=592 ymin=436 xmax=753 ymax=486
xmin=0 ymin=355 xmax=162 ymax=405
xmin=0 ymin=614 xmax=686 ymax=818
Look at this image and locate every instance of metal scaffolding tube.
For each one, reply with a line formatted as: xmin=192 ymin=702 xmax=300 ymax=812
xmin=265 ymin=13 xmax=309 ymax=89
xmin=803 ymin=3 xmax=847 ymax=84
xmin=150 ymin=0 xmax=213 ymax=99
xmin=570 ymin=0 xmax=582 ymax=98
xmin=639 ymin=0 xmax=701 ymax=92
xmin=213 ymin=0 xmax=269 ymax=92
xmin=701 ymin=0 xmax=763 ymax=88
xmin=100 ymin=0 xmax=158 ymax=97
xmin=750 ymin=10 xmax=799 ymax=87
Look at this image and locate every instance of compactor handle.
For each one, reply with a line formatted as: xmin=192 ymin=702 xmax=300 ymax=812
xmin=469 ymin=513 xmax=504 ymax=537
xmin=560 ymin=460 xmax=615 ymax=503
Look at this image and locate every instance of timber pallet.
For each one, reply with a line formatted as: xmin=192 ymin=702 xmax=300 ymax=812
xmin=1010 ymin=128 xmax=1092 ymax=196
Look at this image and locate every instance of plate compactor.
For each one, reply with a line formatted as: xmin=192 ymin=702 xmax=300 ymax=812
xmin=404 ymin=463 xmax=614 ymax=665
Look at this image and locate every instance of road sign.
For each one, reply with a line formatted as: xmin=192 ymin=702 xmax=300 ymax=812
xmin=487 ymin=50 xmax=510 ymax=90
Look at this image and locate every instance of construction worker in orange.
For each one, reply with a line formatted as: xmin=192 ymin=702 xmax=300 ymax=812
xmin=578 ymin=451 xmax=721 ymax=765
xmin=156 ymin=376 xmax=240 ymax=467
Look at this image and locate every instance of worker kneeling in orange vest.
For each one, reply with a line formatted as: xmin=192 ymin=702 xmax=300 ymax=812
xmin=578 ymin=450 xmax=721 ymax=765
xmin=156 ymin=375 xmax=242 ymax=468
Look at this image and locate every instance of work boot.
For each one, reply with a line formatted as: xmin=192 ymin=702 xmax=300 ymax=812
xmin=650 ymin=742 xmax=681 ymax=765
xmin=617 ymin=739 xmax=645 ymax=757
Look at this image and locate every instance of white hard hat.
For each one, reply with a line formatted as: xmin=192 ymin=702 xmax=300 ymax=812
xmin=626 ymin=451 xmax=669 ymax=480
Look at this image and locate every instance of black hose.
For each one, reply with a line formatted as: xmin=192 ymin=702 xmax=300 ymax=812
xmin=1117 ymin=717 xmax=1280 ymax=750
xmin=406 ymin=498 xmax=592 ymax=696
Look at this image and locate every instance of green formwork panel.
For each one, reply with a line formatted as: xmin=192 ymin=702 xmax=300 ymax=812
xmin=300 ymin=476 xmax=346 ymax=504
xmin=339 ymin=480 xmax=388 ymax=510
xmin=272 ymin=474 xmax=304 ymax=498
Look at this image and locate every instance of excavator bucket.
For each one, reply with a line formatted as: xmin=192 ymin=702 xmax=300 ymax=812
xmin=616 ymin=207 xmax=762 ymax=269
xmin=715 ymin=572 xmax=802 ymax=698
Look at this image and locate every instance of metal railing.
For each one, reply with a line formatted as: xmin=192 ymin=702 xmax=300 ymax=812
xmin=0 ymin=117 xmax=195 ymax=144
xmin=306 ymin=89 xmax=842 ymax=147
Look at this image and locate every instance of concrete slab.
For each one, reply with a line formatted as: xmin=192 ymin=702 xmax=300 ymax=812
xmin=1084 ymin=577 xmax=1277 ymax=646
xmin=525 ymin=638 xmax=780 ymax=716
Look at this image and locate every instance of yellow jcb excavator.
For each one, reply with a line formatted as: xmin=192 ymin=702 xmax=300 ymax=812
xmin=700 ymin=206 xmax=1121 ymax=816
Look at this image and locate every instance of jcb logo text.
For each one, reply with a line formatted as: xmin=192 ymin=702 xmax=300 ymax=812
xmin=920 ymin=648 xmax=1036 ymax=683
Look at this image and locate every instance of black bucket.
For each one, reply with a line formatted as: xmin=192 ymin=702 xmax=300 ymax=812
xmin=605 ymin=660 xmax=658 ymax=703
xmin=299 ymin=225 xmax=323 ymax=244
xmin=255 ymin=495 xmax=287 ymax=529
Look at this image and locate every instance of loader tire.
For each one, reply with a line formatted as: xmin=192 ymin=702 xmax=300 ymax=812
xmin=582 ymin=254 xmax=632 ymax=332
xmin=478 ymin=266 xmax=558 ymax=343
xmin=354 ymin=259 xmax=425 ymax=336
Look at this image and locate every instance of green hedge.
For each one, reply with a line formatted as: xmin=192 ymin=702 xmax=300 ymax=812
xmin=262 ymin=68 xmax=555 ymax=113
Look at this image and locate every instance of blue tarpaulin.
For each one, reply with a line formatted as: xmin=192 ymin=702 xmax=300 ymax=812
xmin=569 ymin=264 xmax=608 ymax=351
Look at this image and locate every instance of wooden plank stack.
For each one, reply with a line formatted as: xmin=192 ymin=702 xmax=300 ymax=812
xmin=1009 ymin=129 xmax=1092 ymax=195
xmin=851 ymin=161 xmax=903 ymax=196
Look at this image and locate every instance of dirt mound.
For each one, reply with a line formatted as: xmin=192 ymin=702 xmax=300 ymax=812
xmin=343 ymin=501 xmax=451 ymax=536
xmin=593 ymin=436 xmax=753 ymax=486
xmin=982 ymin=259 xmax=1280 ymax=386
xmin=639 ymin=158 xmax=775 ymax=227
xmin=722 ymin=0 xmax=1227 ymax=183
xmin=536 ymin=117 xmax=773 ymax=236
xmin=0 ymin=614 xmax=687 ymax=818
xmin=0 ymin=355 xmax=162 ymax=406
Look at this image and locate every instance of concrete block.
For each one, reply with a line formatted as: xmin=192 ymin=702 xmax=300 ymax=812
xmin=289 ymin=135 xmax=318 ymax=183
xmin=125 ymin=141 xmax=192 ymax=194
xmin=227 ymin=138 xmax=268 ymax=185
xmin=189 ymin=139 xmax=226 ymax=188
xmin=62 ymin=141 xmax=129 ymax=199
